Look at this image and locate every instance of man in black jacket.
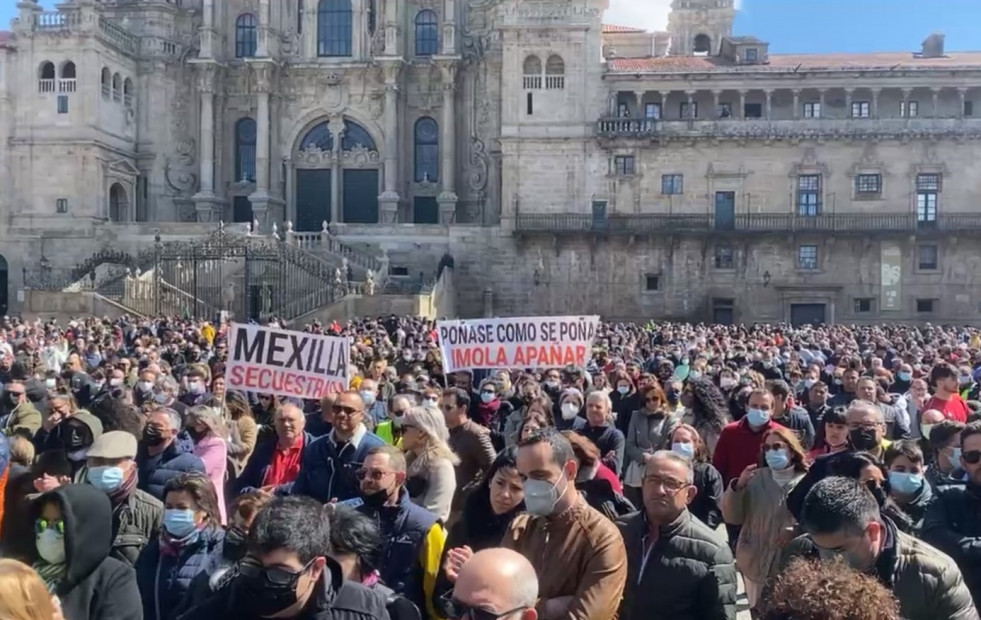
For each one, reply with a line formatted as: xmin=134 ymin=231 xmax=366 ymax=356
xmin=615 ymin=450 xmax=737 ymax=620
xmin=178 ymin=496 xmax=390 ymax=620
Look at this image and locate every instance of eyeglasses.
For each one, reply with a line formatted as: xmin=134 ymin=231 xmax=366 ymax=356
xmin=441 ymin=591 xmax=529 ymax=620
xmin=355 ymin=468 xmax=395 ymax=481
xmin=642 ymin=475 xmax=688 ymax=493
xmin=332 ymin=404 xmax=361 ymax=417
xmin=238 ymin=558 xmax=315 ymax=588
xmin=35 ymin=518 xmax=65 ymax=535
xmin=963 ymin=450 xmax=981 ymax=465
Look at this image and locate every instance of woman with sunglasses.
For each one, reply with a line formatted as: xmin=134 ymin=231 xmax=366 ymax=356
xmin=136 ymin=473 xmax=224 ymax=620
xmin=434 ymin=447 xmax=525 ymax=617
xmin=623 ymin=384 xmax=680 ymax=509
xmin=402 ymin=405 xmax=459 ymax=523
xmin=721 ymin=426 xmax=808 ymax=612
xmin=30 ymin=483 xmax=142 ymax=620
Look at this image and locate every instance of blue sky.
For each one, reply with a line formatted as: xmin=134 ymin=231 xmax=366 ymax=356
xmin=3 ymin=1 xmax=981 ymax=53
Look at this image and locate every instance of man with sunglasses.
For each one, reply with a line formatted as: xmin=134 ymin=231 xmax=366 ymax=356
xmin=292 ymin=390 xmax=385 ymax=503
xmin=443 ymin=548 xmax=538 ymax=620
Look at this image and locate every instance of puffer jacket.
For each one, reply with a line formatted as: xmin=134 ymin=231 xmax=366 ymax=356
xmin=135 ymin=525 xmax=225 ymax=620
xmin=922 ymin=483 xmax=981 ymax=609
xmin=111 ymin=488 xmax=164 ymax=566
xmin=136 ymin=440 xmax=206 ymax=501
xmin=616 ymin=509 xmax=737 ymax=620
xmin=778 ymin=517 xmax=977 ymax=620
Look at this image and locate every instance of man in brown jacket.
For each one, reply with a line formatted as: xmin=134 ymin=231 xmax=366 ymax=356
xmin=443 ymin=387 xmax=496 ymax=514
xmin=502 ymin=428 xmax=627 ymax=620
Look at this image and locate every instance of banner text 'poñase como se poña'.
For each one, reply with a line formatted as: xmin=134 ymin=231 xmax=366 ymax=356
xmin=226 ymin=323 xmax=349 ymax=400
xmin=437 ymin=316 xmax=600 ymax=373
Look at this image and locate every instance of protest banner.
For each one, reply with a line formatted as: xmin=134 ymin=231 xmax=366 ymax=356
xmin=437 ymin=315 xmax=600 ymax=373
xmin=226 ymin=323 xmax=349 ymax=399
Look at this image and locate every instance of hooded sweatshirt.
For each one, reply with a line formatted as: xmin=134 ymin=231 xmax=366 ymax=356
xmin=32 ymin=484 xmax=142 ymax=620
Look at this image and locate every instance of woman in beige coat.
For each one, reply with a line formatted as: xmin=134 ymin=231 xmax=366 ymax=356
xmin=721 ymin=425 xmax=808 ymax=611
xmin=402 ymin=404 xmax=459 ymax=522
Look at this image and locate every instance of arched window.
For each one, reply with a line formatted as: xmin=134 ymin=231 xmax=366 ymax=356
xmin=693 ymin=33 xmax=711 ymax=55
xmin=235 ymin=118 xmax=257 ymax=182
xmin=112 ymin=73 xmax=122 ymax=102
xmin=317 ymin=0 xmax=352 ymax=57
xmin=123 ymin=78 xmax=134 ymax=108
xmin=101 ymin=67 xmax=111 ymax=98
xmin=60 ymin=61 xmax=76 ymax=79
xmin=39 ymin=61 xmax=55 ymax=80
xmin=545 ymin=54 xmax=565 ymax=89
xmin=299 ymin=121 xmax=334 ymax=152
xmin=414 ymin=117 xmax=439 ymax=182
xmin=414 ymin=10 xmax=439 ymax=57
xmin=236 ymin=13 xmax=258 ymax=58
xmin=341 ymin=120 xmax=376 ymax=151
xmin=522 ymin=55 xmax=542 ymax=89
xmin=109 ymin=183 xmax=128 ymax=222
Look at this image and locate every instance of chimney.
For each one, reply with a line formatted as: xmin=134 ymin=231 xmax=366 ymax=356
xmin=921 ymin=33 xmax=945 ymax=58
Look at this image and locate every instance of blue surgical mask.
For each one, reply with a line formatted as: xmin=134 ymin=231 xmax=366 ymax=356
xmin=746 ymin=408 xmax=770 ymax=427
xmin=671 ymin=442 xmax=695 ymax=460
xmin=888 ymin=471 xmax=924 ymax=495
xmin=950 ymin=447 xmax=963 ymax=467
xmin=480 ymin=392 xmax=495 ymax=403
xmin=87 ymin=465 xmax=125 ymax=493
xmin=688 ymin=371 xmax=701 ymax=382
xmin=897 ymin=372 xmax=911 ymax=382
xmin=360 ymin=390 xmax=376 ymax=406
xmin=765 ymin=448 xmax=790 ymax=470
xmin=153 ymin=392 xmax=169 ymax=404
xmin=617 ymin=386 xmax=629 ymax=395
xmin=163 ymin=508 xmax=199 ymax=539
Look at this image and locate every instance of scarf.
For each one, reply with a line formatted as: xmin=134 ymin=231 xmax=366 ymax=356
xmin=32 ymin=560 xmax=67 ymax=593
xmin=159 ymin=526 xmax=205 ymax=557
xmin=108 ymin=466 xmax=138 ymax=506
xmin=473 ymin=399 xmax=499 ymax=427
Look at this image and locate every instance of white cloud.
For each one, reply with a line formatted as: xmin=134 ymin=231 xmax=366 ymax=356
xmin=602 ymin=0 xmax=742 ymax=33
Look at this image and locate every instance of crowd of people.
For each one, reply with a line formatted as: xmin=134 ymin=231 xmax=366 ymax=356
xmin=2 ymin=315 xmax=981 ymax=619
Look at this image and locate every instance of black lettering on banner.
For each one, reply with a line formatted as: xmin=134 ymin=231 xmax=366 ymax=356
xmin=284 ymin=335 xmax=310 ymax=370
xmin=266 ymin=332 xmax=288 ymax=367
xmin=233 ymin=327 xmax=266 ymax=363
xmin=438 ymin=322 xmax=496 ymax=346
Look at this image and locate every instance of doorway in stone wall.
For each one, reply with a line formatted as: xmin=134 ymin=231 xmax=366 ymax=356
xmin=0 ymin=255 xmax=9 ymax=315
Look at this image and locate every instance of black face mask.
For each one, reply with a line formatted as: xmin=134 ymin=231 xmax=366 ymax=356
xmin=187 ymin=427 xmax=207 ymax=443
xmin=361 ymin=487 xmax=391 ymax=509
xmin=223 ymin=527 xmax=248 ymax=562
xmin=849 ymin=427 xmax=879 ymax=451
xmin=234 ymin=564 xmax=314 ymax=618
xmin=143 ymin=426 xmax=166 ymax=447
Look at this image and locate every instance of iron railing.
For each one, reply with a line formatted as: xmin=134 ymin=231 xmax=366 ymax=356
xmin=513 ymin=212 xmax=981 ymax=235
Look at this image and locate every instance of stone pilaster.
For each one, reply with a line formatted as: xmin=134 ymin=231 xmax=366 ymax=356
xmin=378 ymin=60 xmax=402 ymax=223
xmin=436 ymin=59 xmax=458 ymax=224
xmin=192 ymin=63 xmax=222 ymax=222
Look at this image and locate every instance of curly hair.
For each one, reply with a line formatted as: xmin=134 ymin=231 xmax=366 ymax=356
xmin=687 ymin=378 xmax=730 ymax=431
xmin=759 ymin=557 xmax=901 ymax=620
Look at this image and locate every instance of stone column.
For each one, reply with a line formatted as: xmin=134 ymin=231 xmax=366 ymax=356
xmin=634 ymin=91 xmax=645 ymax=116
xmin=437 ymin=62 xmax=458 ymax=224
xmin=192 ymin=64 xmax=221 ymax=221
xmin=764 ymin=89 xmax=773 ymax=120
xmin=818 ymin=89 xmax=826 ymax=117
xmin=685 ymin=91 xmax=695 ymax=119
xmin=249 ymin=64 xmax=280 ymax=230
xmin=257 ymin=0 xmax=272 ymax=57
xmin=958 ymin=88 xmax=967 ymax=119
xmin=871 ymin=88 xmax=881 ymax=119
xmin=738 ymin=90 xmax=746 ymax=119
xmin=902 ymin=88 xmax=912 ymax=118
xmin=441 ymin=0 xmax=456 ymax=55
xmin=659 ymin=91 xmax=670 ymax=119
xmin=712 ymin=90 xmax=720 ymax=118
xmin=845 ymin=88 xmax=853 ymax=117
xmin=329 ymin=117 xmax=344 ymax=223
xmin=793 ymin=89 xmax=800 ymax=119
xmin=200 ymin=0 xmax=215 ymax=58
xmin=932 ymin=88 xmax=940 ymax=117
xmin=305 ymin=0 xmax=318 ymax=58
xmin=378 ymin=61 xmax=402 ymax=223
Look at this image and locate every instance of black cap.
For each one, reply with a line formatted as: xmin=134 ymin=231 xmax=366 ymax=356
xmin=9 ymin=361 xmax=29 ymax=381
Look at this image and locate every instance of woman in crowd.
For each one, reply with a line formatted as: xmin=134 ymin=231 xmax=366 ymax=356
xmin=563 ymin=431 xmax=633 ymax=521
xmin=925 ymin=419 xmax=966 ymax=490
xmin=135 ymin=473 xmax=224 ymax=620
xmin=402 ymin=405 xmax=458 ymax=522
xmin=434 ymin=447 xmax=524 ymax=614
xmin=0 ymin=559 xmax=63 ymax=620
xmin=517 ymin=409 xmax=552 ymax=443
xmin=808 ymin=406 xmax=851 ymax=459
xmin=883 ymin=440 xmax=934 ymax=535
xmin=184 ymin=405 xmax=228 ymax=524
xmin=830 ymin=451 xmax=920 ymax=535
xmin=573 ymin=391 xmax=626 ymax=476
xmin=503 ymin=380 xmax=546 ymax=446
xmin=669 ymin=423 xmax=723 ymax=528
xmin=471 ymin=379 xmax=510 ymax=429
xmin=556 ymin=388 xmax=584 ymax=431
xmin=222 ymin=391 xmax=257 ymax=488
xmin=721 ymin=426 xmax=808 ymax=611
xmin=682 ymin=378 xmax=731 ymax=457
xmin=610 ymin=371 xmax=641 ymax=434
xmin=29 ymin=484 xmax=142 ymax=620
xmin=209 ymin=376 xmax=225 ymax=404
xmin=623 ymin=384 xmax=680 ymax=508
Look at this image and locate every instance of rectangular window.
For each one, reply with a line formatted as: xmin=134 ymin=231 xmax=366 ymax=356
xmin=852 ymin=101 xmax=870 ymax=118
xmin=797 ymin=174 xmax=821 ymax=216
xmin=526 ymin=92 xmax=533 ymax=115
xmin=744 ymin=48 xmax=758 ymax=62
xmin=803 ymin=102 xmax=821 ymax=118
xmin=618 ymin=103 xmax=629 ymax=117
xmin=57 ymin=95 xmax=68 ymax=114
xmin=854 ymin=298 xmax=874 ymax=313
xmin=55 ymin=198 xmax=68 ymax=214
xmin=661 ymin=174 xmax=683 ymax=195
xmin=901 ymin=101 xmax=919 ymax=117
xmin=917 ymin=244 xmax=939 ymax=270
xmin=916 ymin=173 xmax=940 ymax=223
xmin=855 ymin=173 xmax=882 ymax=196
xmin=744 ymin=103 xmax=762 ymax=119
xmin=718 ymin=102 xmax=732 ymax=118
xmin=644 ymin=103 xmax=661 ymax=119
xmin=714 ymin=244 xmax=734 ymax=269
xmin=916 ymin=298 xmax=935 ymax=313
xmin=614 ymin=155 xmax=635 ymax=176
xmin=797 ymin=245 xmax=819 ymax=270
xmin=680 ymin=102 xmax=697 ymax=119
xmin=966 ymin=101 xmax=974 ymax=117
xmin=644 ymin=274 xmax=660 ymax=291
xmin=389 ymin=266 xmax=410 ymax=277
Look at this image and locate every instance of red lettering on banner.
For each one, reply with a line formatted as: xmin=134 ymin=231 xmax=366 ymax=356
xmin=452 ymin=346 xmax=509 ymax=369
xmin=227 ymin=364 xmax=345 ymax=399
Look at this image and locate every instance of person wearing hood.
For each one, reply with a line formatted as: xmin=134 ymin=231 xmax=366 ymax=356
xmin=572 ymin=391 xmax=625 ymax=477
xmin=2 ymin=380 xmax=42 ymax=439
xmin=49 ymin=410 xmax=103 ymax=481
xmin=135 ymin=473 xmax=225 ymax=620
xmin=31 ymin=483 xmax=142 ymax=620
xmin=137 ymin=407 xmax=205 ymax=501
xmin=84 ymin=431 xmax=163 ymax=567
xmin=31 ymin=391 xmax=80 ymax=454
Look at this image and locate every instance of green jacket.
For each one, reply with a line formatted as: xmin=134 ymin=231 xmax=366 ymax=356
xmin=2 ymin=401 xmax=41 ymax=438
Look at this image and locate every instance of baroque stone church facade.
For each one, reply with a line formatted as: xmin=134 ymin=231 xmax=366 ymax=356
xmin=3 ymin=0 xmax=981 ymax=323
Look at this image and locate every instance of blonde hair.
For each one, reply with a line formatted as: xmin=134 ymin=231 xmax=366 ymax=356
xmin=8 ymin=435 xmax=35 ymax=468
xmin=404 ymin=405 xmax=460 ymax=466
xmin=186 ymin=405 xmax=228 ymax=438
xmin=0 ymin=560 xmax=58 ymax=620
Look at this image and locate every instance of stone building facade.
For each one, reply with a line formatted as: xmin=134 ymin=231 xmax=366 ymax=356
xmin=1 ymin=0 xmax=981 ymax=323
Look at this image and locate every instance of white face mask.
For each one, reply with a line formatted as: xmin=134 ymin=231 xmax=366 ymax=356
xmin=561 ymin=403 xmax=580 ymax=420
xmin=36 ymin=529 xmax=66 ymax=564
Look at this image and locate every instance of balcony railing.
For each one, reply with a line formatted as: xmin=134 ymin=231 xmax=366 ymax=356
xmin=597 ymin=117 xmax=657 ymax=137
xmin=58 ymin=79 xmax=76 ymax=93
xmin=597 ymin=116 xmax=981 ymax=139
xmin=522 ymin=75 xmax=542 ymax=89
xmin=514 ymin=212 xmax=981 ymax=235
xmin=38 ymin=79 xmax=56 ymax=93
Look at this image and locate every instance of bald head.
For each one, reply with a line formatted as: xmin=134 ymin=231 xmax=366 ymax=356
xmin=454 ymin=548 xmax=538 ymax=620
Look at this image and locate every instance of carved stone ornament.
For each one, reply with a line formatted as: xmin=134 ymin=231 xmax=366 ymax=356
xmin=342 ymin=145 xmax=380 ymax=167
xmin=299 ymin=144 xmax=336 ymax=166
xmin=165 ymin=137 xmax=198 ymax=195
